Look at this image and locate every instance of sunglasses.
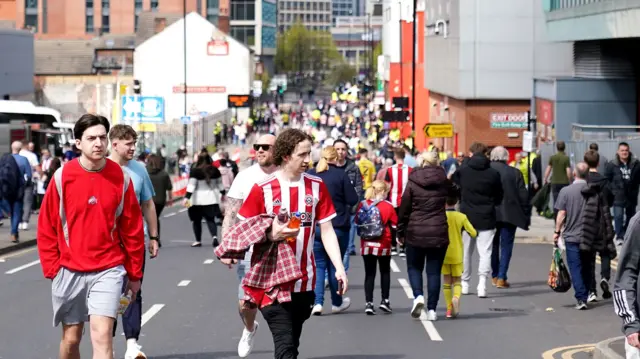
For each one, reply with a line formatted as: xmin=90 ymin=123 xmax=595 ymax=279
xmin=253 ymin=144 xmax=272 ymax=151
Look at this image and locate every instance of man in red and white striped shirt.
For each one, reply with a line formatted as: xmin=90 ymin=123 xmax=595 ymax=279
xmin=237 ymin=128 xmax=348 ymax=359
xmin=385 ymin=148 xmax=412 ymax=256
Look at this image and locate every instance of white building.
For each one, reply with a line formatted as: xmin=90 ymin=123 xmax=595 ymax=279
xmin=0 ymin=29 xmax=34 ymax=99
xmin=134 ymin=12 xmax=252 ymax=123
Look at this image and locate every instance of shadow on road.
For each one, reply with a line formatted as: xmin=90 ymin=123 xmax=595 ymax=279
xmin=490 ymin=288 xmax=551 ymax=298
xmin=150 ymin=350 xmax=272 ymax=358
xmin=308 ymin=355 xmax=406 ymax=359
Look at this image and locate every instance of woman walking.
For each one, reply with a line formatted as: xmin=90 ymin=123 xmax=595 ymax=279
xmin=185 ymin=153 xmax=223 ymax=247
xmin=397 ymin=151 xmax=454 ymax=321
xmin=356 ymin=180 xmax=398 ymax=315
xmin=308 ymin=146 xmax=359 ymax=315
xmin=147 ymin=154 xmax=173 ymax=246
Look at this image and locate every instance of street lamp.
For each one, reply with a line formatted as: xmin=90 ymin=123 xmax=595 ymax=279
xmin=183 ymin=0 xmax=188 ymax=148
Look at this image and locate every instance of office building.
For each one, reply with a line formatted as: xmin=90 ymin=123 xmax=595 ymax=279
xmin=230 ymin=0 xmax=277 ymax=70
xmin=534 ymin=0 xmax=640 ymax=142
xmin=278 ymin=0 xmax=332 ymax=31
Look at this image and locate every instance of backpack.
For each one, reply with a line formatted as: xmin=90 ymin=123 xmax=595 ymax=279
xmin=355 ymin=200 xmax=384 ymax=240
xmin=0 ymin=153 xmax=24 ymax=202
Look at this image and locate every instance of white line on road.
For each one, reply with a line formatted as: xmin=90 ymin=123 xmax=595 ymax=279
xmin=178 ymin=208 xmax=188 ymax=213
xmin=203 ymin=259 xmax=214 ymax=264
xmin=419 ymin=311 xmax=443 ymax=341
xmin=141 ymin=304 xmax=165 ymax=327
xmin=0 ymin=258 xmax=5 ymax=262
xmin=5 ymin=259 xmax=40 ymax=274
xmin=177 ymin=280 xmax=191 ymax=287
xmin=390 ymin=259 xmax=400 ymax=273
xmin=163 ymin=212 xmax=177 ymax=218
xmin=397 ymin=278 xmax=413 ymax=299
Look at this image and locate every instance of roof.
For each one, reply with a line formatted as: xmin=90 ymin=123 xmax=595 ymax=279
xmin=135 ymin=11 xmax=183 ymax=46
xmin=34 ymin=39 xmax=96 ymax=75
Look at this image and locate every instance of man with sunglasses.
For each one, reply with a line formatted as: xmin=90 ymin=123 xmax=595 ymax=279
xmin=220 ymin=134 xmax=277 ymax=358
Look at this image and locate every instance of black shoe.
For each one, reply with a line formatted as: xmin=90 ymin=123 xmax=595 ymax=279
xmin=365 ymin=302 xmax=376 ymax=315
xmin=575 ymin=300 xmax=588 ymax=310
xmin=601 ymin=279 xmax=612 ymax=299
xmin=379 ymin=299 xmax=392 ymax=313
xmin=212 ymin=236 xmax=219 ymax=247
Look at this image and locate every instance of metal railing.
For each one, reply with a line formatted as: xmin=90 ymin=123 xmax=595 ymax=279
xmin=192 ymin=109 xmax=232 ymax=152
xmin=549 ymin=0 xmax=611 ymax=11
xmin=571 ymin=123 xmax=640 ymax=141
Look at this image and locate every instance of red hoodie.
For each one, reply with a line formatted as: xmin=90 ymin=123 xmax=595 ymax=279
xmin=37 ymin=159 xmax=145 ymax=281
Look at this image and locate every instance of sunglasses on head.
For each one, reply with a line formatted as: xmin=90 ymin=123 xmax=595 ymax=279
xmin=253 ymin=144 xmax=272 ymax=151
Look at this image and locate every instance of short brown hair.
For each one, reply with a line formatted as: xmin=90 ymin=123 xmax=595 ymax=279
xmin=146 ymin=154 xmax=164 ymax=172
xmin=109 ymin=124 xmax=138 ymax=142
xmin=393 ymin=148 xmax=405 ymax=160
xmin=557 ymin=141 xmax=566 ymax=151
xmin=469 ymin=142 xmax=488 ymax=155
xmin=273 ymin=128 xmax=312 ymax=166
xmin=584 ymin=150 xmax=599 ymax=169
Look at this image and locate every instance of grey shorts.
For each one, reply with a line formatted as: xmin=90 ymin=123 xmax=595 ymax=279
xmin=51 ymin=265 xmax=126 ymax=327
xmin=236 ymin=259 xmax=250 ymax=300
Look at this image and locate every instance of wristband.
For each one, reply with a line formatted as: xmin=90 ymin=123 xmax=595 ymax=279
xmin=554 ymin=231 xmax=560 ymax=235
xmin=150 ymin=236 xmax=159 ymax=241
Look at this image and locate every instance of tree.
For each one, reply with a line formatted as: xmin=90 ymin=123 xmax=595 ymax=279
xmin=259 ymin=69 xmax=271 ymax=93
xmin=326 ymin=63 xmax=357 ymax=87
xmin=275 ymin=22 xmax=343 ymax=74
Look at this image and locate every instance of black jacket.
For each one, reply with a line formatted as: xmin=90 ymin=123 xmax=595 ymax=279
xmin=604 ymin=154 xmax=640 ymax=206
xmin=580 ymin=182 xmax=616 ymax=257
xmin=587 ymin=171 xmax=614 ymax=207
xmin=453 ymin=154 xmax=503 ymax=230
xmin=490 ymin=161 xmax=530 ymax=230
xmin=308 ymin=165 xmax=359 ymax=230
xmin=397 ymin=166 xmax=454 ymax=249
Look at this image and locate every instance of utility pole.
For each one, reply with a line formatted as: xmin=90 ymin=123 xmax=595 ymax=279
xmin=410 ymin=0 xmax=417 ymax=150
xmin=182 ymin=0 xmax=188 ymax=148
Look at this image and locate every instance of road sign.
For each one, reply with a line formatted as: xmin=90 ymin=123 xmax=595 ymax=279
xmin=522 ymin=131 xmax=535 ymax=152
xmin=180 ymin=116 xmax=191 ymax=124
xmin=252 ymin=80 xmax=262 ymax=97
xmin=121 ymin=96 xmax=165 ymax=124
xmin=424 ymin=123 xmax=454 ymax=138
xmin=228 ymin=94 xmax=252 ymax=108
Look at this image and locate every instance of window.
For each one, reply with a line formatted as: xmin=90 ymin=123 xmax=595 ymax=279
xmin=101 ymin=0 xmax=109 ymax=33
xmin=207 ymin=0 xmax=218 ymax=23
xmin=24 ymin=0 xmax=37 ymax=31
xmin=230 ymin=25 xmax=255 ymax=46
xmin=102 ymin=15 xmax=110 ymax=32
xmin=134 ymin=0 xmax=143 ymax=30
xmin=230 ymin=0 xmax=255 ymax=20
xmin=151 ymin=0 xmax=159 ymax=10
xmin=42 ymin=0 xmax=47 ymax=33
xmin=86 ymin=0 xmax=94 ymax=33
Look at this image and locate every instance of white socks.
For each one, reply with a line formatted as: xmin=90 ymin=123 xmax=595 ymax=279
xmin=126 ymin=338 xmax=139 ymax=351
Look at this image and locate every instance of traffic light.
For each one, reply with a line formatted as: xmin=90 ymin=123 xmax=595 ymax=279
xmin=133 ymin=79 xmax=141 ymax=95
xmin=277 ymin=85 xmax=284 ymax=94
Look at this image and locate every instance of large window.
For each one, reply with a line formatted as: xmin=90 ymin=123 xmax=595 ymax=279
xmin=207 ymin=0 xmax=219 ymax=24
xmin=230 ymin=0 xmax=255 ymax=21
xmin=230 ymin=25 xmax=255 ymax=46
xmin=134 ymin=0 xmax=143 ymax=31
xmin=101 ymin=0 xmax=109 ymax=33
xmin=151 ymin=0 xmax=159 ymax=9
xmin=86 ymin=0 xmax=94 ymax=33
xmin=24 ymin=0 xmax=38 ymax=32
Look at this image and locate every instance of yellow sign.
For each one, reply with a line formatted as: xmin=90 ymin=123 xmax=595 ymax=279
xmin=132 ymin=123 xmax=157 ymax=133
xmin=424 ymin=124 xmax=454 ymax=138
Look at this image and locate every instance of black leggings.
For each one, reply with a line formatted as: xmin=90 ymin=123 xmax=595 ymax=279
xmin=188 ymin=204 xmax=220 ymax=242
xmin=155 ymin=202 xmax=165 ymax=238
xmin=363 ymin=255 xmax=391 ymax=303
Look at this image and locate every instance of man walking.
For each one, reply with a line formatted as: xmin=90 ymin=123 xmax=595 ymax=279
xmin=235 ymin=128 xmax=348 ymax=359
xmin=544 ymin=141 xmax=571 ymax=219
xmin=334 ymin=139 xmax=363 ymax=262
xmin=220 ymin=134 xmax=277 ymax=358
xmin=605 ymin=142 xmax=640 ymax=245
xmin=453 ymin=142 xmax=503 ymax=298
xmin=384 ymin=148 xmax=412 ymax=257
xmin=108 ymin=124 xmax=159 ymax=359
xmin=0 ymin=151 xmax=25 ymax=243
xmin=19 ymin=140 xmax=39 ymax=230
xmin=37 ymin=114 xmax=145 ymax=359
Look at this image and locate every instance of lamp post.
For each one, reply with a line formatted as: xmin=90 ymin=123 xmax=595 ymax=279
xmin=182 ymin=0 xmax=188 ymax=148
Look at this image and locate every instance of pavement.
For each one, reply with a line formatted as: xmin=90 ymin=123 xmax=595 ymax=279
xmin=0 ymin=213 xmax=38 ymax=255
xmin=0 ymin=206 xmax=627 ymax=359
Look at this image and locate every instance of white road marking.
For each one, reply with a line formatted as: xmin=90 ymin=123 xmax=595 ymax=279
xmin=163 ymin=212 xmax=177 ymax=218
xmin=203 ymin=259 xmax=215 ymax=264
xmin=5 ymin=259 xmax=40 ymax=274
xmin=390 ymin=259 xmax=400 ymax=273
xmin=0 ymin=258 xmax=5 ymax=262
xmin=397 ymin=278 xmax=413 ymax=299
xmin=178 ymin=208 xmax=188 ymax=213
xmin=141 ymin=304 xmax=165 ymax=327
xmin=419 ymin=311 xmax=443 ymax=341
xmin=177 ymin=280 xmax=191 ymax=287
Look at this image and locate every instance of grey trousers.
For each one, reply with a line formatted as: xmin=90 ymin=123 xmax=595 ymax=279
xmin=22 ymin=184 xmax=34 ymax=223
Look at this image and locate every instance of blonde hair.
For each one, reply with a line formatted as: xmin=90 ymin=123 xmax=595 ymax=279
xmin=418 ymin=151 xmax=439 ymax=167
xmin=316 ymin=147 xmax=338 ymax=173
xmin=365 ymin=180 xmax=390 ymax=200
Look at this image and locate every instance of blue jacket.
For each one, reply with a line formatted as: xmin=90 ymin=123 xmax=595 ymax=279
xmin=308 ymin=164 xmax=359 ymax=230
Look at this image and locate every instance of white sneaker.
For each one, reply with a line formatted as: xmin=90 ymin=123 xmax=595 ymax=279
xmin=477 ymin=287 xmax=487 ymax=298
xmin=311 ymin=304 xmax=323 ymax=316
xmin=124 ymin=343 xmax=147 ymax=359
xmin=477 ymin=276 xmax=487 ymax=298
xmin=461 ymin=281 xmax=470 ymax=295
xmin=426 ymin=309 xmax=437 ymax=321
xmin=331 ymin=297 xmax=351 ymax=314
xmin=411 ymin=295 xmax=425 ymax=318
xmin=238 ymin=321 xmax=259 ymax=358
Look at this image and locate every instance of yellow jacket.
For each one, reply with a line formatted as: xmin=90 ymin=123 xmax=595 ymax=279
xmin=444 ymin=210 xmax=477 ymax=265
xmin=358 ymin=158 xmax=376 ymax=190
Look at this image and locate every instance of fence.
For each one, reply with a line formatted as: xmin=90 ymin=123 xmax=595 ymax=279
xmin=192 ymin=109 xmax=233 ymax=152
xmin=539 ymin=138 xmax=640 ymax=171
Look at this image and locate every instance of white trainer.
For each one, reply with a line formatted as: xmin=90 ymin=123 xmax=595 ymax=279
xmin=124 ymin=343 xmax=146 ymax=359
xmin=426 ymin=309 xmax=437 ymax=321
xmin=461 ymin=281 xmax=470 ymax=295
xmin=411 ymin=295 xmax=425 ymax=318
xmin=332 ymin=297 xmax=351 ymax=314
xmin=311 ymin=304 xmax=323 ymax=316
xmin=238 ymin=321 xmax=259 ymax=358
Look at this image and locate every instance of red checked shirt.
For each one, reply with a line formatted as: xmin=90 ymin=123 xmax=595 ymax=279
xmin=238 ymin=172 xmax=336 ymax=293
xmin=357 ymin=199 xmax=398 ymax=256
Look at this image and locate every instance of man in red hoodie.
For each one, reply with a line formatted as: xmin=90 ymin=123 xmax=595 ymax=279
xmin=37 ymin=114 xmax=145 ymax=359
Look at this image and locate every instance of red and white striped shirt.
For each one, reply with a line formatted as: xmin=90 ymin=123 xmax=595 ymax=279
xmin=385 ymin=164 xmax=412 ymax=208
xmin=238 ymin=172 xmax=336 ymax=293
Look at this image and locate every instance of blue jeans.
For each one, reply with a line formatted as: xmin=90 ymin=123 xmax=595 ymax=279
xmin=1 ymin=199 xmax=23 ymax=236
xmin=491 ymin=222 xmax=517 ymax=280
xmin=564 ymin=242 xmax=592 ymax=303
xmin=613 ymin=204 xmax=636 ymax=240
xmin=405 ymin=245 xmax=447 ymax=311
xmin=314 ymin=227 xmax=348 ymax=306
xmin=344 ymin=215 xmax=357 ymax=269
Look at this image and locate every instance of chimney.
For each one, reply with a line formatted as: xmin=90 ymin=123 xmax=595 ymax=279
xmin=154 ymin=18 xmax=167 ymax=34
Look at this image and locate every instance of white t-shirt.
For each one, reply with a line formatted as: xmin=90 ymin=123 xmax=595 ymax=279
xmin=227 ymin=163 xmax=273 ymax=259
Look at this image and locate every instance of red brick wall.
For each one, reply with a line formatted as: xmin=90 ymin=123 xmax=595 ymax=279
xmin=0 ymin=0 xmax=17 ymax=22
